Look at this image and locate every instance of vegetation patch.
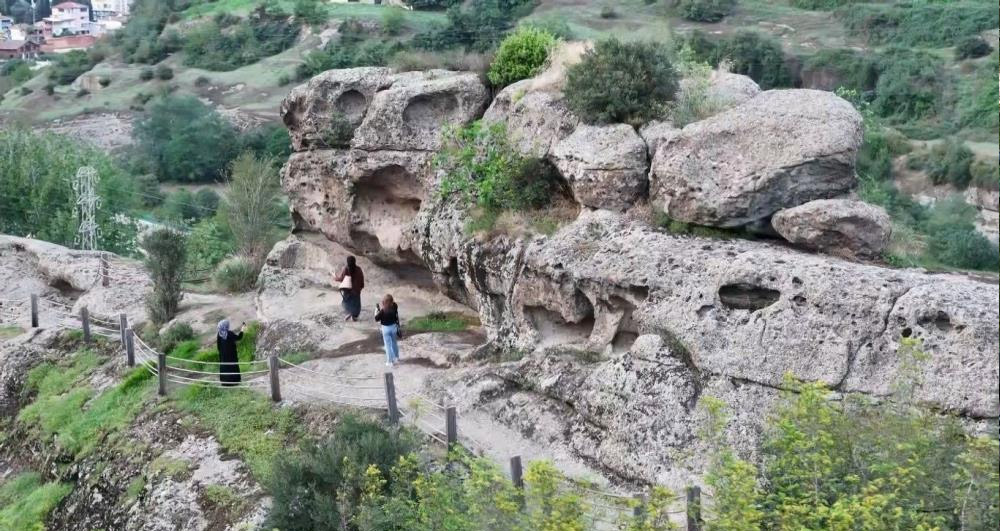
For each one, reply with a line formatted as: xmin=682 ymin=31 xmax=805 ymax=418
xmin=407 ymin=312 xmax=480 ymax=333
xmin=182 ymin=6 xmax=300 ymax=71
xmin=0 ymin=472 xmax=72 ymax=531
xmin=487 ymin=25 xmax=557 ymax=87
xmin=838 ymin=2 xmax=999 ymax=47
xmin=149 ymin=455 xmax=194 ymax=481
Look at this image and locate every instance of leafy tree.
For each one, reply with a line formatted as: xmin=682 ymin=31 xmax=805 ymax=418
xmin=141 ymin=227 xmax=187 ymax=325
xmin=182 ymin=7 xmax=300 ymax=71
xmin=412 ymin=0 xmax=534 ymax=52
xmin=839 ymin=2 xmax=999 ymax=48
xmin=194 ymin=188 xmax=221 ymax=216
xmin=381 ymin=7 xmax=406 ymax=36
xmin=955 ymin=36 xmax=993 ymax=60
xmin=709 ymin=31 xmax=791 ymax=89
xmin=487 ymin=25 xmax=556 ymax=87
xmin=293 ymin=0 xmax=328 ymax=26
xmin=436 ymin=121 xmax=558 ymax=212
xmin=221 ymin=152 xmax=287 ymax=266
xmin=240 ymin=123 xmax=293 ymax=163
xmin=132 ymin=95 xmax=239 ymax=182
xmin=871 ymin=48 xmax=944 ymax=123
xmin=405 ymin=0 xmax=460 ymax=9
xmin=676 ymin=0 xmax=736 ymax=23
xmin=48 ymin=50 xmax=98 ymax=85
xmin=185 ymin=217 xmax=235 ymax=272
xmin=565 ymin=38 xmax=679 ymax=125
xmin=910 ymin=138 xmax=974 ymax=188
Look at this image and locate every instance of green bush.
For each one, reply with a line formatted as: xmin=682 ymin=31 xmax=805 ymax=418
xmin=112 ymin=0 xmax=186 ymax=64
xmin=182 ymin=6 xmax=300 ymax=71
xmin=838 ymin=3 xmax=999 ymax=47
xmin=98 ymin=76 xmax=112 ymax=87
xmin=487 ymin=25 xmax=556 ymax=87
xmin=186 ymin=218 xmax=236 ymax=272
xmin=565 ymin=38 xmax=679 ymax=125
xmin=293 ymin=0 xmax=329 ymax=26
xmin=155 ymin=64 xmax=173 ymax=80
xmin=970 ymin=159 xmax=999 ymax=190
xmin=139 ymin=68 xmax=155 ymax=81
xmin=927 ymin=227 xmax=1000 ymax=271
xmin=160 ymin=189 xmax=203 ymax=222
xmin=871 ymin=48 xmax=944 ymax=123
xmin=265 ymin=416 xmax=416 ymax=531
xmin=710 ymin=31 xmax=791 ymax=89
xmin=381 ymin=7 xmax=406 ymax=36
xmin=790 ymin=0 xmax=856 ymax=8
xmin=142 ymin=227 xmax=188 ymax=324
xmin=956 ymin=51 xmax=999 ymax=132
xmin=159 ymin=322 xmax=195 ymax=353
xmin=955 ymin=36 xmax=993 ymax=60
xmin=213 ymin=255 xmax=258 ymax=293
xmin=132 ymin=95 xmax=239 ymax=182
xmin=406 ymin=0 xmax=461 ymax=8
xmin=801 ymin=48 xmax=878 ymax=91
xmin=676 ymin=0 xmax=736 ymax=23
xmin=910 ymin=138 xmax=974 ymax=188
xmin=436 ymin=121 xmax=559 ymax=212
xmin=49 ymin=50 xmax=98 ymax=85
xmin=194 ymin=188 xmax=221 ymax=215
xmin=412 ymin=0 xmax=534 ymax=53
xmin=599 ymin=4 xmax=617 ymax=19
xmin=296 ymin=18 xmax=403 ymax=78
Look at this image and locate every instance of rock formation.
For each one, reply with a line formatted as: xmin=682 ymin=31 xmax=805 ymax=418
xmin=277 ymin=66 xmax=999 ymax=485
xmin=772 ymin=199 xmax=892 ymax=259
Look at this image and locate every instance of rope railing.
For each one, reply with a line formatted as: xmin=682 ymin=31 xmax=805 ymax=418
xmin=14 ymin=291 xmax=710 ymax=530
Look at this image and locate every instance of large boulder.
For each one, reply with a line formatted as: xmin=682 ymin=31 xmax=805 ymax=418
xmin=679 ymin=70 xmax=761 ymax=108
xmin=772 ymin=199 xmax=892 ymax=259
xmin=550 ymin=124 xmax=649 ymax=211
xmin=351 ymin=70 xmax=490 ymax=152
xmin=482 ymin=79 xmax=579 ymax=157
xmin=649 ymin=89 xmax=863 ymax=227
xmin=280 ymin=67 xmax=394 ymax=151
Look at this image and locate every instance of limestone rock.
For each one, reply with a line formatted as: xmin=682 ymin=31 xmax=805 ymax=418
xmin=638 ymin=120 xmax=679 ymax=156
xmin=698 ymin=71 xmax=761 ymax=106
xmin=649 ymin=89 xmax=863 ymax=227
xmin=772 ymin=199 xmax=892 ymax=259
xmin=351 ymin=70 xmax=489 ymax=152
xmin=551 ymin=124 xmax=649 ymax=211
xmin=280 ymin=67 xmax=394 ymax=151
xmin=482 ymin=79 xmax=579 ymax=157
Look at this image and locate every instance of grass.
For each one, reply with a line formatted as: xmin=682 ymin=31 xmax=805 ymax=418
xmin=123 ymin=476 xmax=145 ymax=505
xmin=18 ymin=351 xmax=155 ymax=459
xmin=0 ymin=325 xmax=22 ymax=340
xmin=149 ymin=455 xmax=193 ymax=480
xmin=203 ymin=484 xmax=246 ymax=513
xmin=181 ymin=0 xmax=446 ymax=30
xmin=167 ymin=322 xmax=261 ymax=374
xmin=0 ymin=472 xmax=72 ymax=531
xmin=407 ymin=312 xmax=480 ymax=333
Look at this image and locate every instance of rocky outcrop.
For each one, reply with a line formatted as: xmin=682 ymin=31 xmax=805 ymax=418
xmin=482 ymin=79 xmax=579 ymax=157
xmin=650 ymin=89 xmax=863 ymax=227
xmin=550 ymin=124 xmax=649 ymax=211
xmin=679 ymin=70 xmax=761 ymax=108
xmin=772 ymin=199 xmax=892 ymax=259
xmin=638 ymin=120 xmax=679 ymax=156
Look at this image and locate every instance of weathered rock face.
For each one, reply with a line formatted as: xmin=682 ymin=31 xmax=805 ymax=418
xmin=482 ymin=79 xmax=579 ymax=157
xmin=650 ymin=89 xmax=863 ymax=227
xmin=638 ymin=120 xmax=679 ymax=156
xmin=772 ymin=199 xmax=892 ymax=259
xmin=550 ymin=124 xmax=649 ymax=211
xmin=679 ymin=70 xmax=761 ymax=109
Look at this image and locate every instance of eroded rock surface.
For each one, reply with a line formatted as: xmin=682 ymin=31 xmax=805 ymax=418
xmin=550 ymin=124 xmax=649 ymax=211
xmin=482 ymin=79 xmax=579 ymax=157
xmin=650 ymin=89 xmax=863 ymax=227
xmin=772 ymin=199 xmax=892 ymax=259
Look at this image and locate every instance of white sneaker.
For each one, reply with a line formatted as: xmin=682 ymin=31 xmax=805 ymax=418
xmin=385 ymin=361 xmax=393 ymax=368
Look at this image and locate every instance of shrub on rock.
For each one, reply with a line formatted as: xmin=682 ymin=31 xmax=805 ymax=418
xmin=565 ymin=38 xmax=679 ymax=126
xmin=487 ymin=26 xmax=557 ymax=88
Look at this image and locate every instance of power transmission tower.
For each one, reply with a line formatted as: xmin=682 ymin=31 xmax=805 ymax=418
xmin=71 ymin=166 xmax=101 ymax=251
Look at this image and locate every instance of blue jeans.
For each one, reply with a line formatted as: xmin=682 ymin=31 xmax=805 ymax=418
xmin=381 ymin=324 xmax=399 ymax=363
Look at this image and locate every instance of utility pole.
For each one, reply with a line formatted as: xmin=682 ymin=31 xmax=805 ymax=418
xmin=71 ymin=166 xmax=100 ymax=251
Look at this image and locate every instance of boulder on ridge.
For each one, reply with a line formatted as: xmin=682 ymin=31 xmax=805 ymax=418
xmin=772 ymin=199 xmax=892 ymax=259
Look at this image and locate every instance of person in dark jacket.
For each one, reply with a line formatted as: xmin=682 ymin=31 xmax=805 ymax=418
xmin=216 ymin=319 xmax=245 ymax=386
xmin=334 ymin=255 xmax=365 ymax=321
xmin=374 ymin=294 xmax=400 ymax=367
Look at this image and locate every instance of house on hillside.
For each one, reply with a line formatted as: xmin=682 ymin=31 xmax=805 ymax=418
xmin=42 ymin=1 xmax=91 ymax=38
xmin=0 ymin=16 xmax=13 ymax=40
xmin=40 ymin=34 xmax=96 ymax=53
xmin=0 ymin=40 xmax=41 ymax=60
xmin=92 ymin=0 xmax=132 ymax=19
xmin=52 ymin=2 xmax=91 ymax=26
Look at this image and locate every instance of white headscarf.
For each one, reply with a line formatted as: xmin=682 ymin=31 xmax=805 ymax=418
xmin=217 ymin=319 xmax=230 ymax=340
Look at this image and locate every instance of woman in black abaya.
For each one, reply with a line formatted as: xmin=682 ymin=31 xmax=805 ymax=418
xmin=216 ymin=319 xmax=245 ymax=386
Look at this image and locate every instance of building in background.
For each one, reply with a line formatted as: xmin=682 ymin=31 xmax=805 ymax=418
xmin=92 ymin=0 xmax=132 ymax=19
xmin=0 ymin=39 xmax=40 ymax=60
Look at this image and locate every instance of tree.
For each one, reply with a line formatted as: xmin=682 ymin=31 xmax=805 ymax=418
xmin=487 ymin=25 xmax=557 ymax=87
xmin=141 ymin=227 xmax=187 ymax=325
xmin=710 ymin=31 xmax=791 ymax=89
xmin=676 ymin=0 xmax=736 ymax=23
xmin=293 ymin=0 xmax=328 ymax=26
xmin=221 ymin=152 xmax=286 ymax=267
xmin=565 ymin=38 xmax=679 ymax=125
xmin=132 ymin=95 xmax=239 ymax=182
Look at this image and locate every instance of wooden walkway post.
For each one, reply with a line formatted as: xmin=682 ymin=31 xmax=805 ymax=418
xmin=119 ymin=313 xmax=128 ymax=346
xmin=125 ymin=328 xmax=135 ymax=368
xmin=510 ymin=455 xmax=524 ymax=509
xmin=686 ymin=486 xmax=702 ymax=531
xmin=30 ymin=294 xmax=38 ymax=328
xmin=80 ymin=306 xmax=91 ymax=343
xmin=445 ymin=406 xmax=457 ymax=446
xmin=157 ymin=352 xmax=167 ymax=396
xmin=100 ymin=253 xmax=109 ymax=287
xmin=268 ymin=353 xmax=282 ymax=402
xmin=384 ymin=372 xmax=399 ymax=424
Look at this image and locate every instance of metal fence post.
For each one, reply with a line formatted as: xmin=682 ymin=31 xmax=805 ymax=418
xmin=686 ymin=486 xmax=702 ymax=531
xmin=446 ymin=406 xmax=457 ymax=446
xmin=125 ymin=328 xmax=135 ymax=368
xmin=268 ymin=353 xmax=282 ymax=403
xmin=157 ymin=351 xmax=167 ymax=396
xmin=384 ymin=372 xmax=399 ymax=424
xmin=30 ymin=294 xmax=38 ymax=328
xmin=80 ymin=306 xmax=91 ymax=343
xmin=119 ymin=313 xmax=128 ymax=346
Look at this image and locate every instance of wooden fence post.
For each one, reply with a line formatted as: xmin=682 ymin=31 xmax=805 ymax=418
xmin=634 ymin=494 xmax=646 ymax=520
xmin=119 ymin=313 xmax=128 ymax=346
xmin=157 ymin=351 xmax=167 ymax=396
xmin=384 ymin=372 xmax=399 ymax=424
xmin=80 ymin=306 xmax=91 ymax=343
xmin=125 ymin=328 xmax=135 ymax=368
xmin=510 ymin=455 xmax=524 ymax=509
xmin=30 ymin=294 xmax=38 ymax=328
xmin=445 ymin=406 xmax=457 ymax=446
xmin=100 ymin=253 xmax=109 ymax=287
xmin=268 ymin=353 xmax=281 ymax=403
xmin=686 ymin=486 xmax=702 ymax=531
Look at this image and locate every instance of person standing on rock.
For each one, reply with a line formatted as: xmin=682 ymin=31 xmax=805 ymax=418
xmin=375 ymin=294 xmax=401 ymax=368
xmin=217 ymin=319 xmax=245 ymax=386
xmin=334 ymin=255 xmax=365 ymax=321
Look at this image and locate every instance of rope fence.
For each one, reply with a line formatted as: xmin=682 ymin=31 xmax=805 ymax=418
xmin=6 ymin=292 xmax=711 ymax=531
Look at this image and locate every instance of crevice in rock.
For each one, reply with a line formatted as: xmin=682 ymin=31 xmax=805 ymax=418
xmin=350 ymin=164 xmax=423 ymax=261
xmin=525 ymin=303 xmax=595 ymax=348
xmin=835 ymin=282 xmax=916 ymax=390
xmin=718 ymin=283 xmax=780 ymax=311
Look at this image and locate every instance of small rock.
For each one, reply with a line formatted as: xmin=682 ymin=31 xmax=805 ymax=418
xmin=772 ymin=199 xmax=892 ymax=259
xmin=551 ymin=124 xmax=649 ymax=211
